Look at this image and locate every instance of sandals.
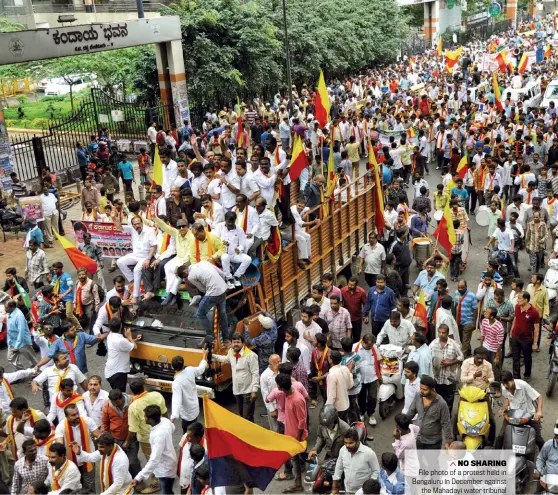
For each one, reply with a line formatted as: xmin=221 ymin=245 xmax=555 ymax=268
xmin=275 ymin=473 xmax=294 ymax=481
xmin=282 ymin=486 xmax=304 ymax=493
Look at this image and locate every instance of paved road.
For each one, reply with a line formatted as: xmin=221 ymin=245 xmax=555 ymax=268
xmin=0 ymin=160 xmax=554 ymax=494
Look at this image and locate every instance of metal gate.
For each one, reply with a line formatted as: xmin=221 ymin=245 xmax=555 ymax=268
xmin=9 ymin=88 xmax=175 ymax=182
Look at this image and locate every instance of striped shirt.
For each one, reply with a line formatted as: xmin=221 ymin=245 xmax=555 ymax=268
xmin=480 ymin=318 xmax=505 ymax=352
xmin=451 ymin=229 xmax=465 ymax=255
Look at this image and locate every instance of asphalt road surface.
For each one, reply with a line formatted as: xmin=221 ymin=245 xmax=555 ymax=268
xmin=1 ymin=160 xmax=554 ymax=494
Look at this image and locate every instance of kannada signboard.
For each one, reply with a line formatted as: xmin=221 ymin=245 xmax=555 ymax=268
xmin=72 ymin=220 xmax=132 ymax=258
xmin=0 ymin=16 xmax=181 ymax=65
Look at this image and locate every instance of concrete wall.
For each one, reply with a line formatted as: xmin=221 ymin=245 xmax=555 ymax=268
xmin=33 ymin=10 xmax=160 ymax=28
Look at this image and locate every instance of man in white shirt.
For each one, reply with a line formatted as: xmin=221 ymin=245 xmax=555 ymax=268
xmin=376 ymin=311 xmax=414 ymax=348
xmin=47 ymin=378 xmax=87 ymax=424
xmin=236 ymin=160 xmax=260 ymax=204
xmin=0 ymin=366 xmax=35 ymax=415
xmin=131 ymin=405 xmax=177 ymax=493
xmin=46 ymin=442 xmax=82 ymax=495
xmin=353 ymin=334 xmax=381 ymax=426
xmin=150 ymin=185 xmax=167 ymax=217
xmin=402 ymin=361 xmax=420 ymax=415
xmin=32 ymin=352 xmax=88 ymax=405
xmin=177 ymin=422 xmax=207 ymax=492
xmin=253 ymin=158 xmax=277 ymax=207
xmin=82 ymin=376 xmax=109 ymax=429
xmin=260 ymin=354 xmax=281 ymax=431
xmin=116 ymin=217 xmax=157 ymax=303
xmin=212 ymin=333 xmax=260 ymax=422
xmin=250 ymin=197 xmax=279 ymax=258
xmin=180 ymin=261 xmax=229 ymax=339
xmin=40 ymin=184 xmax=58 ymax=248
xmin=214 ymin=212 xmax=252 ymax=286
xmin=73 ymin=433 xmax=132 ymax=495
xmin=295 ymin=307 xmax=322 ymax=353
xmin=54 ymin=404 xmax=101 ymax=493
xmin=218 ymin=157 xmax=241 ymax=211
xmin=281 ymin=327 xmax=311 ymax=374
xmin=104 ymin=318 xmax=140 ymax=392
xmin=233 ymin=194 xmax=260 ymax=253
xmin=141 ymin=226 xmax=177 ymax=299
xmin=170 ymin=351 xmax=207 ymax=433
xmin=290 ymin=200 xmax=315 ymax=266
xmin=160 ymin=151 xmax=178 ymax=198
xmin=197 ymin=194 xmax=225 ymax=230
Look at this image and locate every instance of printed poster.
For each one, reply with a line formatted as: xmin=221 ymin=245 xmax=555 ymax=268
xmin=72 ymin=220 xmax=132 ymax=259
xmin=19 ymin=196 xmax=43 ymax=220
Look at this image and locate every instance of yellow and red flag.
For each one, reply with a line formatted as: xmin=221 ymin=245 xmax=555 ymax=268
xmin=53 ymin=229 xmax=98 ymax=275
xmin=289 ymin=135 xmax=309 ymax=181
xmin=433 ymin=67 xmax=440 ymax=78
xmin=495 ymin=48 xmax=509 ymax=73
xmin=415 ymin=290 xmax=428 ymax=328
xmin=445 ymin=47 xmax=462 ymax=71
xmin=433 ymin=200 xmax=457 ymax=257
xmin=369 ymin=145 xmax=385 ymax=236
xmin=437 ymin=36 xmax=443 ymax=57
xmin=545 ymin=44 xmax=552 ymax=59
xmin=151 ymin=145 xmax=163 ymax=187
xmin=456 ymin=155 xmax=468 ymax=179
xmin=492 ymin=73 xmax=504 ymax=113
xmin=315 ymin=70 xmax=330 ymax=128
xmin=236 ymin=97 xmax=244 ymax=148
xmin=407 ymin=127 xmax=416 ymax=139
xmin=518 ymin=52 xmax=529 ymax=74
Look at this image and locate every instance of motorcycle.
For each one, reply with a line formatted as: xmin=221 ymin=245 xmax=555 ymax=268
xmin=304 ymin=422 xmax=367 ymax=493
xmin=547 ymin=330 xmax=558 ymax=397
xmin=487 ymin=249 xmax=514 ymax=281
xmin=377 ymin=344 xmax=406 ymax=419
xmin=504 ymin=409 xmax=537 ymax=494
xmin=456 ymin=386 xmax=491 ymax=450
xmin=544 ymin=259 xmax=558 ymax=327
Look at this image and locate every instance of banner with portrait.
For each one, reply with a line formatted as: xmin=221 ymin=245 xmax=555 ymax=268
xmin=19 ymin=196 xmax=43 ymax=220
xmin=72 ymin=220 xmax=132 ymax=259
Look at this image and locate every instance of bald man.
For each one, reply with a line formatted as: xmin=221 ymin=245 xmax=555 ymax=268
xmin=260 ymin=354 xmax=281 ymax=432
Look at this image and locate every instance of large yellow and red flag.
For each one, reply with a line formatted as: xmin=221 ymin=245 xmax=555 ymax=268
xmin=236 ymin=97 xmax=244 ymax=148
xmin=545 ymin=44 xmax=552 ymax=59
xmin=518 ymin=52 xmax=529 ymax=74
xmin=437 ymin=36 xmax=443 ymax=57
xmin=445 ymin=47 xmax=463 ymax=71
xmin=492 ymin=73 xmax=504 ymax=113
xmin=315 ymin=70 xmax=330 ymax=128
xmin=494 ymin=48 xmax=509 ymax=73
xmin=323 ymin=144 xmax=336 ymax=217
xmin=53 ymin=229 xmax=98 ymax=275
xmin=369 ymin=146 xmax=385 ymax=236
xmin=433 ymin=200 xmax=457 ymax=257
xmin=288 ymin=135 xmax=309 ymax=181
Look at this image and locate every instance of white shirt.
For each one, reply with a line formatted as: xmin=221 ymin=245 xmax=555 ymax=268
xmin=492 ymin=228 xmax=514 ymax=252
xmin=358 ymin=243 xmax=386 ymax=275
xmin=82 ymin=389 xmax=109 ymax=428
xmin=105 ymin=332 xmax=135 ymax=378
xmin=105 ymin=287 xmax=131 ymax=303
xmin=214 ymin=223 xmax=247 ymax=254
xmin=260 ymin=367 xmax=277 ymax=413
xmin=281 ymin=340 xmax=311 ymax=374
xmin=35 ymin=364 xmax=86 ymax=403
xmin=33 ymin=332 xmax=58 ymax=371
xmin=40 ymin=193 xmax=58 ymax=216
xmin=501 ymin=379 xmax=540 ymax=415
xmin=162 ymin=160 xmax=179 ymax=197
xmin=376 ymin=320 xmax=414 ymax=347
xmin=130 ymin=225 xmax=157 ymax=258
xmin=212 ymin=347 xmax=260 ymax=395
xmin=238 ymin=172 xmax=260 ymax=200
xmin=253 ymin=169 xmax=278 ymax=206
xmin=435 ymin=307 xmax=461 ymax=346
xmin=0 ymin=369 xmax=35 ymax=415
xmin=201 ymin=202 xmax=225 ymax=230
xmin=48 ymin=392 xmax=88 ymax=424
xmin=55 ymin=416 xmax=98 ymax=464
xmin=171 ymin=360 xmax=207 ymax=421
xmin=77 ymin=446 xmax=132 ymax=495
xmin=295 ymin=320 xmax=322 ymax=353
xmin=402 ymin=377 xmax=420 ymax=415
xmin=187 ymin=260 xmax=228 ymax=297
xmin=46 ymin=459 xmax=82 ymax=495
xmin=305 ymin=296 xmax=331 ymax=319
xmin=256 ymin=209 xmax=279 ymax=240
xmin=191 ymin=175 xmax=209 ymax=199
xmin=147 ymin=126 xmax=157 ymax=144
xmin=220 ymin=170 xmax=241 ymax=209
xmin=353 ymin=343 xmax=379 ymax=383
xmin=233 ymin=206 xmax=260 ymax=236
xmin=136 ymin=418 xmax=178 ymax=481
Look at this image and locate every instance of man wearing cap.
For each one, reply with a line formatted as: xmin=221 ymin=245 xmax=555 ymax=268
xmin=243 ymin=308 xmax=278 ymax=374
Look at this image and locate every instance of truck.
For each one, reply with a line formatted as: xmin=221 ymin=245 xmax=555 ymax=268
xmin=127 ymin=171 xmax=378 ymax=393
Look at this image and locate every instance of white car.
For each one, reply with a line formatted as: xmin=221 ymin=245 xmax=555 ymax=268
xmin=44 ymin=73 xmax=97 ymax=96
xmin=542 ymin=78 xmax=558 ymax=108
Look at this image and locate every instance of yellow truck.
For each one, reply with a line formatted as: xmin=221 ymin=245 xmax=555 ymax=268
xmin=127 ymin=171 xmax=378 ymax=393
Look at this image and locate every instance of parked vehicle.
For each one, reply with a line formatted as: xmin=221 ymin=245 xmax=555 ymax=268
xmin=44 ymin=73 xmax=97 ymax=96
xmin=504 ymin=409 xmax=537 ymax=494
xmin=377 ymin=344 xmax=406 ymax=419
xmin=456 ymin=386 xmax=491 ymax=450
xmin=544 ymin=259 xmax=558 ymax=327
xmin=502 ymin=79 xmax=543 ymax=110
xmin=547 ymin=330 xmax=558 ymax=397
xmin=542 ymin=79 xmax=558 ymax=108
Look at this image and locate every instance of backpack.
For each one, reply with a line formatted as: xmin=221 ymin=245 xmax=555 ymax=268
xmin=94 ymin=283 xmax=106 ymax=303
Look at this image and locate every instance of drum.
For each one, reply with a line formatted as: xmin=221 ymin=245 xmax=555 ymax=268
xmin=475 ymin=205 xmax=489 ymax=227
xmin=433 ymin=210 xmax=443 ymax=222
xmin=413 ymin=237 xmax=432 ymax=266
xmin=382 ymin=164 xmax=392 ymax=186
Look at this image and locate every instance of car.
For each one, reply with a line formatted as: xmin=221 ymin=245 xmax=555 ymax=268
xmin=542 ymin=78 xmax=558 ymax=108
xmin=37 ymin=78 xmax=51 ymax=92
xmin=503 ymin=79 xmax=543 ymax=110
xmin=44 ymin=73 xmax=97 ymax=96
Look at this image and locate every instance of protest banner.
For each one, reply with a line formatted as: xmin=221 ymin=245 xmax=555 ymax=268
xmin=72 ymin=220 xmax=132 ymax=259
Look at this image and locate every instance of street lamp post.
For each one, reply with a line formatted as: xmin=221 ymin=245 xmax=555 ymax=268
xmin=281 ymin=0 xmax=294 ymax=115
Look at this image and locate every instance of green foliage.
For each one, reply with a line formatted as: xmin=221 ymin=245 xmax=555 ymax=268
xmin=402 ymin=5 xmax=425 ymax=28
xmin=0 ymin=17 xmax=25 ymax=32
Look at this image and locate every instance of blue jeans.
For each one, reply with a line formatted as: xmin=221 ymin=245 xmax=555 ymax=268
xmin=157 ymin=476 xmax=175 ymax=494
xmin=195 ymin=293 xmax=229 ymax=338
